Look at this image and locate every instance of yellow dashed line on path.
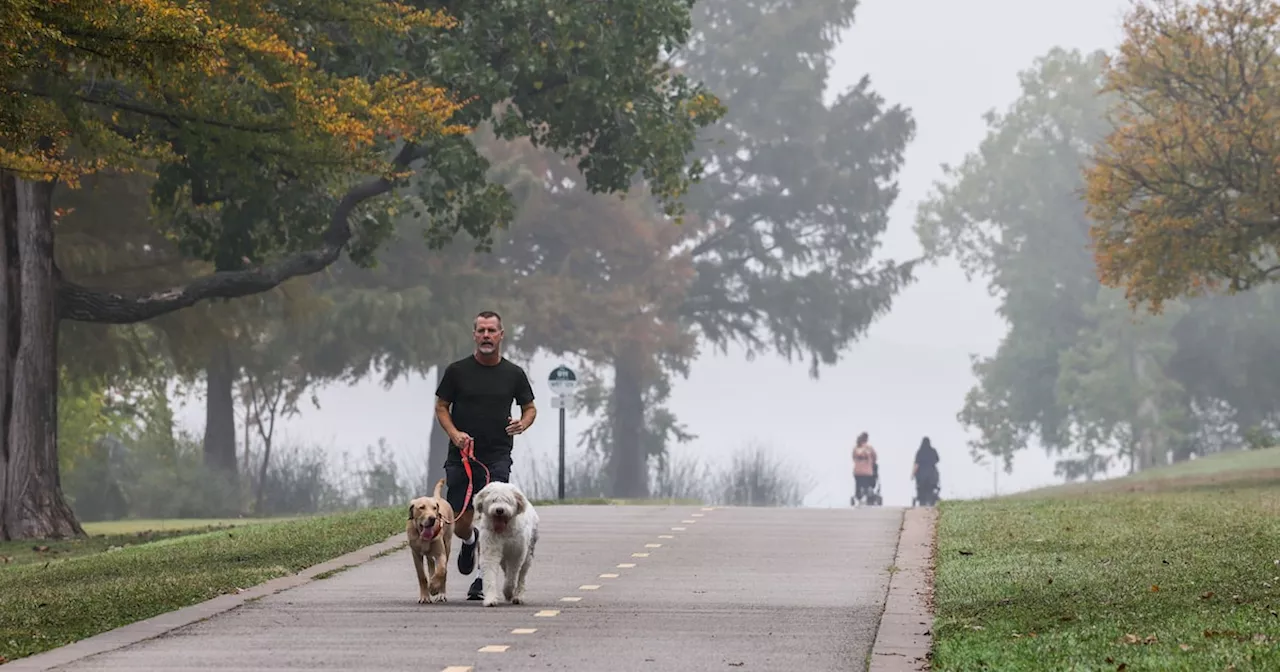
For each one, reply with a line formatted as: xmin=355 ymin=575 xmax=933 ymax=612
xmin=512 ymin=628 xmax=537 ymax=634
xmin=691 ymin=513 xmax=705 ymax=517
xmin=560 ymin=596 xmax=582 ymax=602
xmin=681 ymin=519 xmax=697 ymax=523
xmin=618 ymin=563 xmax=636 ymax=568
xmin=600 ymin=573 xmax=620 ymax=578
xmin=671 ymin=526 xmax=686 ymax=531
xmin=441 ymin=667 xmax=472 ymax=672
xmin=579 ymin=584 xmax=600 ymax=590
xmin=645 ymin=543 xmax=662 ymax=548
xmin=534 ymin=609 xmax=560 ymax=617
xmin=659 ymin=534 xmax=674 ymax=539
xmin=478 ymin=645 xmax=509 ymax=653
xmin=701 ymin=507 xmax=715 ymax=511
xmin=632 ymin=552 xmax=650 ymax=558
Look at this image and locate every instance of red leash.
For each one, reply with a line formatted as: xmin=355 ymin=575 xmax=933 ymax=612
xmin=457 ymin=441 xmax=491 ymax=516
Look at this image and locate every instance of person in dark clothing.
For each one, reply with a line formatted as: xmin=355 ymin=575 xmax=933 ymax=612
xmin=912 ymin=437 xmax=941 ymax=506
xmin=435 ymin=310 xmax=537 ymax=600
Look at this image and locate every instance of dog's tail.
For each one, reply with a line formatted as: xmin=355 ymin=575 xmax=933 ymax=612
xmin=433 ymin=477 xmax=446 ymax=500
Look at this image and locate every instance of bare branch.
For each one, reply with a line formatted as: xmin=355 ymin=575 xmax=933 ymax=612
xmin=56 ymin=143 xmax=421 ymax=324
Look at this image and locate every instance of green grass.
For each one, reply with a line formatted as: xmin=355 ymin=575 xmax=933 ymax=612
xmin=0 ymin=517 xmax=300 ymax=568
xmin=82 ymin=517 xmax=302 ymax=536
xmin=932 ymin=459 xmax=1280 ymax=671
xmin=0 ymin=507 xmax=403 ymax=663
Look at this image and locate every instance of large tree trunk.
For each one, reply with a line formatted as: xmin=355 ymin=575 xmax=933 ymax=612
xmin=609 ymin=351 xmax=648 ymax=498
xmin=0 ymin=174 xmax=84 ymax=540
xmin=425 ymin=358 xmax=451 ymax=487
xmin=203 ymin=337 xmax=239 ymax=486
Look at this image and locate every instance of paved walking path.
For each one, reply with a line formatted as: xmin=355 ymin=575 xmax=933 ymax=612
xmin=24 ymin=504 xmax=920 ymax=671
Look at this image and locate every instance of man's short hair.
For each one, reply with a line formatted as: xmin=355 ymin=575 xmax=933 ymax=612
xmin=474 ymin=310 xmax=503 ymax=329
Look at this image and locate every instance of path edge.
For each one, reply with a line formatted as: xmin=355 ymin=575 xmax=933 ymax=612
xmin=868 ymin=505 xmax=937 ymax=672
xmin=3 ymin=533 xmax=407 ymax=671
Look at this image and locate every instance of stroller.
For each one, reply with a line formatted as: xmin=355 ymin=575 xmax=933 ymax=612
xmin=912 ymin=476 xmax=941 ymax=507
xmin=850 ymin=463 xmax=883 ymax=507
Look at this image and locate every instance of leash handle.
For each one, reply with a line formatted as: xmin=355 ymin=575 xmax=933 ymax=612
xmin=457 ymin=442 xmax=491 ymax=517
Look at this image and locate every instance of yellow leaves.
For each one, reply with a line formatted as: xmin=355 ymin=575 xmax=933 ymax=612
xmin=1 ymin=0 xmax=465 ymax=185
xmin=1082 ymin=0 xmax=1280 ymax=311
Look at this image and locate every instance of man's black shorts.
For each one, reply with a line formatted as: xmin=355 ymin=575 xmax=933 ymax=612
xmin=444 ymin=456 xmax=512 ymax=513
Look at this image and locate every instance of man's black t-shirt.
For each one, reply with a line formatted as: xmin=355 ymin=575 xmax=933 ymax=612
xmin=435 ymin=355 xmax=535 ymax=464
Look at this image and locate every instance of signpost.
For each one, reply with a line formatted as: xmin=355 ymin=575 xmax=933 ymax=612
xmin=547 ymin=365 xmax=578 ymax=501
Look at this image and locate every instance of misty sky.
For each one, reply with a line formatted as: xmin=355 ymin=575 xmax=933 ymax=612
xmin=171 ymin=0 xmax=1134 ymax=507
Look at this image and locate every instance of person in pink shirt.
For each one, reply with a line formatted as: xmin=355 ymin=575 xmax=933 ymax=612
xmin=851 ymin=432 xmax=879 ymax=505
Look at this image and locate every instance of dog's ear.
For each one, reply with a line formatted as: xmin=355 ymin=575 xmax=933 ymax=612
xmin=407 ymin=503 xmax=414 ymax=519
xmin=514 ymin=490 xmax=527 ymax=515
xmin=471 ymin=489 xmax=485 ymax=516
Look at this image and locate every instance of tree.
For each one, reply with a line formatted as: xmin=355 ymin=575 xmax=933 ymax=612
xmin=1084 ymin=0 xmax=1280 ymax=311
xmin=1167 ymin=285 xmax=1280 ymax=449
xmin=480 ymin=132 xmax=705 ymax=497
xmin=1055 ymin=287 xmax=1192 ymax=476
xmin=915 ymin=47 xmax=1116 ymax=470
xmin=499 ymin=0 xmax=920 ymax=496
xmin=0 ymin=0 xmax=725 ymax=539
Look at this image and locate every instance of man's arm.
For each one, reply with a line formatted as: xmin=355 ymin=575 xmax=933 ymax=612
xmin=518 ymin=400 xmax=537 ymax=429
xmin=508 ymin=367 xmax=537 ymax=434
xmin=435 ymin=397 xmax=462 ymax=440
xmin=434 ymin=363 xmax=468 ymax=446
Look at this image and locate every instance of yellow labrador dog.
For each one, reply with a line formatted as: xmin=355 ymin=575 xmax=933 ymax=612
xmin=406 ymin=478 xmax=455 ymax=603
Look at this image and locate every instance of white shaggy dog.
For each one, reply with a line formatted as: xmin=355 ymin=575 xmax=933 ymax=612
xmin=472 ymin=480 xmax=539 ymax=607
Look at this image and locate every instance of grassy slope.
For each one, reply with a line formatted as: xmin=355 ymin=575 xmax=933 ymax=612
xmin=932 ymin=449 xmax=1280 ymax=671
xmin=0 ymin=517 xmax=301 ymax=568
xmin=0 ymin=508 xmax=403 ymax=663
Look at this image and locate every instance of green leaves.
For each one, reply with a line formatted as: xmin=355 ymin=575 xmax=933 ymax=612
xmin=913 ymin=47 xmax=1120 ymax=469
xmin=677 ymin=0 xmax=917 ymax=378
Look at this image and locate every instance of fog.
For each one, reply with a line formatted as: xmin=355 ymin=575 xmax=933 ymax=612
xmin=161 ymin=0 xmax=1134 ymax=508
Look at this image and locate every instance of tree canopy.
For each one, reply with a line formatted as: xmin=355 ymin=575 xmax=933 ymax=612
xmin=1 ymin=0 xmax=728 ymax=540
xmin=1084 ymin=0 xmax=1280 ymax=311
xmin=916 ymin=47 xmax=1114 ymax=472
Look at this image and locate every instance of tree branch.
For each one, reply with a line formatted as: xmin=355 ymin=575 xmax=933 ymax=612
xmin=57 ymin=143 xmax=421 ymax=324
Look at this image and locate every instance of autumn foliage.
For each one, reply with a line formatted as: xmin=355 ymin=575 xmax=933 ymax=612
xmin=1083 ymin=0 xmax=1280 ymax=311
xmin=0 ymin=0 xmax=466 ymax=186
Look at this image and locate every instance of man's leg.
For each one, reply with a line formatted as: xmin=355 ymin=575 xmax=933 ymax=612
xmin=449 ymin=458 xmax=513 ymax=600
xmin=444 ymin=462 xmax=484 ymax=599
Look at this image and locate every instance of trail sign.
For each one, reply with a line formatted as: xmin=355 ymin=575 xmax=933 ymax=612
xmin=547 ymin=364 xmax=578 ymax=502
xmin=547 ymin=365 xmax=578 ymax=393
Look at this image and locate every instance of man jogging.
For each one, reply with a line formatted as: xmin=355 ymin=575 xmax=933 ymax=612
xmin=435 ymin=310 xmax=537 ymax=600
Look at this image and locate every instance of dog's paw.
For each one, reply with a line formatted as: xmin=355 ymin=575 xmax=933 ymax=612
xmin=430 ymin=592 xmax=447 ymax=603
xmin=418 ymin=594 xmax=430 ymax=605
xmin=510 ymin=595 xmax=524 ymax=605
xmin=482 ymin=597 xmax=499 ymax=607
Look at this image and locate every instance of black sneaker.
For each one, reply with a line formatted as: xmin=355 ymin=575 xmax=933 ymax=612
xmin=458 ymin=538 xmax=477 ymax=574
xmin=467 ymin=577 xmax=483 ymax=600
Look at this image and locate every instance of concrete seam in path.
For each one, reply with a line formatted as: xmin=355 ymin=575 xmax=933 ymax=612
xmin=868 ymin=505 xmax=937 ymax=672
xmin=4 ymin=532 xmax=408 ymax=671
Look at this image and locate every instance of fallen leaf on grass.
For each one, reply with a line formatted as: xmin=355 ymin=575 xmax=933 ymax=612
xmin=1179 ymin=644 xmax=1192 ymax=652
xmin=958 ymin=550 xmax=974 ymax=556
xmin=1121 ymin=633 xmax=1158 ymax=645
xmin=1150 ymin=585 xmax=1159 ymax=592
xmin=1200 ymin=591 xmax=1215 ymax=600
